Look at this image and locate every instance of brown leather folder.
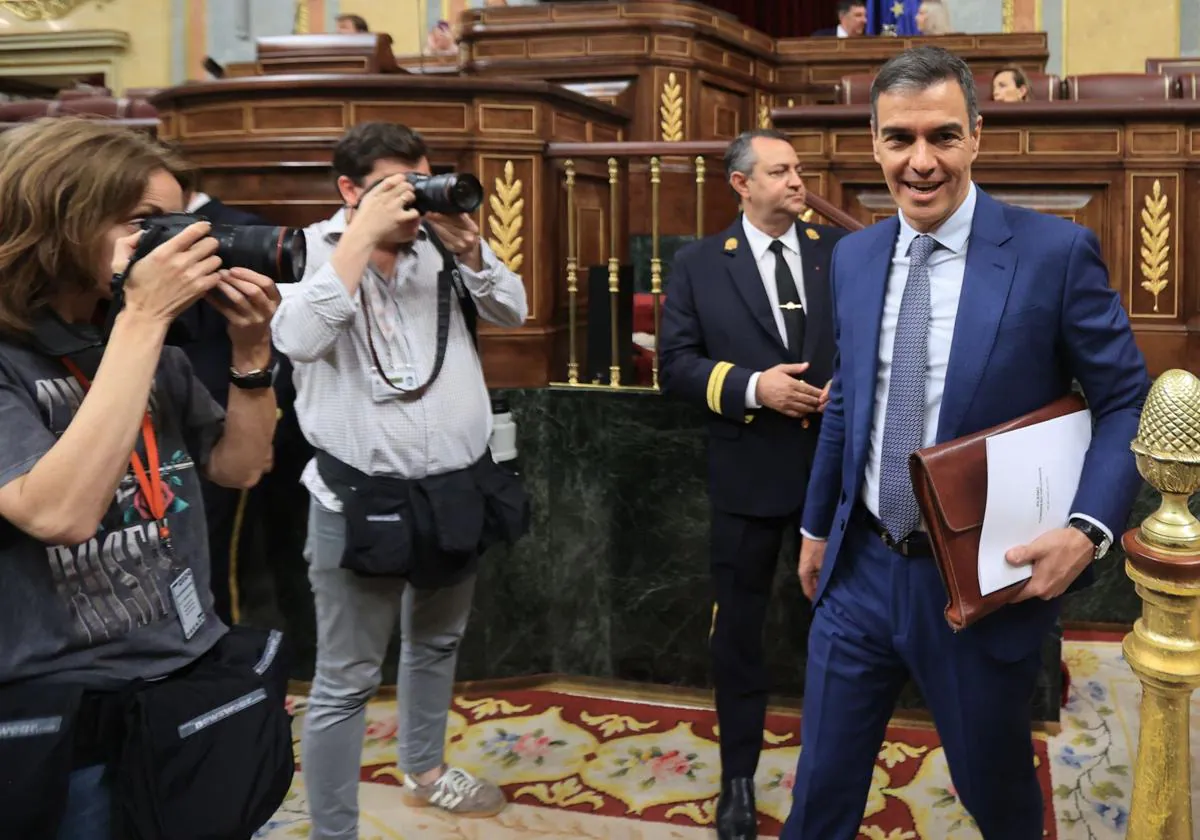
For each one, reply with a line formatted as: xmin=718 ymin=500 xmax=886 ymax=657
xmin=908 ymin=393 xmax=1088 ymax=630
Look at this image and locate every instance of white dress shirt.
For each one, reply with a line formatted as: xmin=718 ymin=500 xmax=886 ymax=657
xmin=860 ymin=185 xmax=975 ymax=522
xmin=741 ymin=215 xmax=807 ymax=409
xmin=836 ymin=24 xmax=849 ymax=37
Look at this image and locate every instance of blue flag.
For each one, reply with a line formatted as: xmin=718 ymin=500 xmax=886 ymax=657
xmin=868 ymin=0 xmax=921 ymax=35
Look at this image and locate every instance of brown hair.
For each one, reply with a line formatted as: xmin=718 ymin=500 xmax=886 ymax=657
xmin=336 ymin=13 xmax=369 ymax=32
xmin=0 ymin=117 xmax=187 ymax=336
xmin=992 ymin=65 xmax=1030 ymax=97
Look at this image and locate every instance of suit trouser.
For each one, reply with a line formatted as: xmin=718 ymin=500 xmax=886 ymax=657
xmin=301 ymin=498 xmax=477 ymax=840
xmin=709 ymin=505 xmax=800 ymax=783
xmin=781 ymin=523 xmax=1045 ymax=840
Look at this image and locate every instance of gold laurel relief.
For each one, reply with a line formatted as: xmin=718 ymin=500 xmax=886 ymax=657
xmin=660 ymin=72 xmax=684 ymax=142
xmin=757 ymin=100 xmax=771 ymax=129
xmin=1001 ymin=0 xmax=1015 ymax=32
xmin=293 ymin=0 xmax=310 ymax=33
xmin=1139 ymin=179 xmax=1171 ymax=312
xmin=487 ymin=160 xmax=525 ymax=272
xmin=0 ymin=0 xmax=91 ymax=20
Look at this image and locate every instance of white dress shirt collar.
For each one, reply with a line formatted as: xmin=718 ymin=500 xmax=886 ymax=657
xmin=742 ymin=214 xmax=801 ymax=262
xmin=897 ymin=181 xmax=977 ymax=257
xmin=185 ymin=191 xmax=211 ymax=213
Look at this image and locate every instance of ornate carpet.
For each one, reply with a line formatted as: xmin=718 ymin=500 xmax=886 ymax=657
xmin=256 ymin=636 xmax=1186 ymax=839
xmin=258 ymin=680 xmax=1060 ymax=838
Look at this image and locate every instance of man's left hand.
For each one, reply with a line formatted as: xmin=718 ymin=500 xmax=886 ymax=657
xmin=426 ymin=212 xmax=482 ymax=271
xmin=1006 ymin=526 xmax=1094 ymax=601
xmin=210 ymin=267 xmax=280 ymax=361
xmin=818 ymin=379 xmax=832 ymax=413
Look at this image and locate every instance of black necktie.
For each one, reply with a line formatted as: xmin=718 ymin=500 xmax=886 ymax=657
xmin=769 ymin=239 xmax=806 ymax=358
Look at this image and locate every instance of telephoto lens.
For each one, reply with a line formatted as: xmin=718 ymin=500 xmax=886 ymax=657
xmin=135 ymin=212 xmax=306 ymax=284
xmin=407 ymin=172 xmax=484 ymax=215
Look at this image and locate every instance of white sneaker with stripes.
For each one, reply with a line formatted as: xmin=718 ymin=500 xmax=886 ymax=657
xmin=401 ymin=766 xmax=508 ymax=817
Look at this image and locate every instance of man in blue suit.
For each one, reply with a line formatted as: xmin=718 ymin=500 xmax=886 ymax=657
xmin=781 ymin=47 xmax=1148 ymax=839
xmin=660 ymin=129 xmax=847 ymax=840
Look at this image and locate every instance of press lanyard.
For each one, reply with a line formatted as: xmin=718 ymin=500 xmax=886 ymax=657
xmin=59 ymin=357 xmax=172 ymax=547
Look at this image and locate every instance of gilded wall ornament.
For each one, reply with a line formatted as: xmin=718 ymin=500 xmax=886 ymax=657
xmin=487 ymin=160 xmax=524 ymax=272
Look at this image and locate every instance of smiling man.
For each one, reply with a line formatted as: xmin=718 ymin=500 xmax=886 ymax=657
xmin=780 ymin=47 xmax=1148 ymax=839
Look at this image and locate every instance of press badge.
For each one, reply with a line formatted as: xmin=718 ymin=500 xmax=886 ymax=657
xmin=170 ymin=568 xmax=207 ymax=640
xmin=370 ymin=365 xmax=418 ymax=402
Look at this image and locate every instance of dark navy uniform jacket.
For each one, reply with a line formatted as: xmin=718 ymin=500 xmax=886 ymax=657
xmin=660 ymin=214 xmax=847 ymax=518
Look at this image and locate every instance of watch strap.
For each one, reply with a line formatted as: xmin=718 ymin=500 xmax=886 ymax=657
xmin=229 ymin=366 xmax=273 ymax=390
xmin=1069 ymin=517 xmax=1110 ymax=557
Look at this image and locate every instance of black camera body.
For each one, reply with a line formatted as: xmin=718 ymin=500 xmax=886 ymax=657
xmin=404 ymin=172 xmax=484 ymax=215
xmin=132 ymin=212 xmax=306 ymax=285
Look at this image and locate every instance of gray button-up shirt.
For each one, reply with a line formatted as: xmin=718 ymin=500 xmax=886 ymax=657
xmin=272 ymin=209 xmax=528 ymax=512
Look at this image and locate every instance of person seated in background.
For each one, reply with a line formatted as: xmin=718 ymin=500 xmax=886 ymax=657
xmin=336 ymin=13 xmax=369 ymax=34
xmin=813 ymin=0 xmax=867 ymax=37
xmin=992 ymin=65 xmax=1031 ymax=101
xmin=427 ymin=20 xmax=457 ymax=54
xmin=916 ymin=0 xmax=952 ymax=35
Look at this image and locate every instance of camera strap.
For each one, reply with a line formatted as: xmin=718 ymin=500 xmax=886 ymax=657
xmin=360 ymin=225 xmax=477 ymax=401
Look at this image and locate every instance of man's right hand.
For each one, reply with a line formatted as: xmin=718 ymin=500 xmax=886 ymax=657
xmin=798 ymin=537 xmax=826 ymax=601
xmin=347 ymin=173 xmax=420 ymax=245
xmin=755 ymin=362 xmax=824 ymax=418
xmin=122 ymin=221 xmax=222 ymax=324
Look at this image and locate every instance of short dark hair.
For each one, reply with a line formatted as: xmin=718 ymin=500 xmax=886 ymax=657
xmin=992 ymin=64 xmax=1029 ymax=94
xmin=331 ymin=122 xmax=428 ymax=184
xmin=723 ymin=128 xmax=792 ymax=181
xmin=837 ymin=0 xmax=865 ymax=15
xmin=870 ymin=45 xmax=978 ymax=130
xmin=336 ymin=13 xmax=369 ymax=32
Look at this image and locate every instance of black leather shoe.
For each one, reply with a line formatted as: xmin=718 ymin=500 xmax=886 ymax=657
xmin=716 ymin=777 xmax=757 ymax=840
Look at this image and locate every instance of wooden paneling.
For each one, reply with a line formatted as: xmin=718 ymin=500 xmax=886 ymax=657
xmin=153 ymin=76 xmax=626 ymax=389
xmin=772 ymin=101 xmax=1200 ymax=377
xmin=455 ymin=1 xmax=1046 ymax=140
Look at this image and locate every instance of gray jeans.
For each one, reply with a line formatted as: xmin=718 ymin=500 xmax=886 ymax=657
xmin=301 ymin=498 xmax=476 ymax=840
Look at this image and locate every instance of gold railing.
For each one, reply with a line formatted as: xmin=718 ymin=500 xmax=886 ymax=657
xmin=544 ymin=141 xmax=859 ymax=392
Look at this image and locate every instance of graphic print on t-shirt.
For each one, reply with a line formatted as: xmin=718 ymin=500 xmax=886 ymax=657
xmin=34 ymin=374 xmax=196 ymax=646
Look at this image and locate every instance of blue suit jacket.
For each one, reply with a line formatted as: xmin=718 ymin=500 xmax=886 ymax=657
xmin=802 ymin=189 xmax=1149 ymax=654
xmin=660 ymin=215 xmax=848 ymax=517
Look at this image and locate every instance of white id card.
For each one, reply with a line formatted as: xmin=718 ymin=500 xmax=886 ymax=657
xmin=170 ymin=569 xmax=207 ymax=640
xmin=370 ymin=366 xmax=418 ymax=402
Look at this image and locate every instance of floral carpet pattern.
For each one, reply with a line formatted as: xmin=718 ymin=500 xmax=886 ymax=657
xmin=1048 ymin=636 xmax=1200 ymax=839
xmin=257 ymin=637 xmax=1174 ymax=839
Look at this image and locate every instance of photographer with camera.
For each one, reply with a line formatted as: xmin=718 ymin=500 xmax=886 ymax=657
xmin=0 ymin=118 xmax=292 ymax=840
xmin=272 ymin=122 xmax=529 ymax=836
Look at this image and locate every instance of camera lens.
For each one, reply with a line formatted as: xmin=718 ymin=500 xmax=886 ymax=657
xmin=446 ymin=174 xmax=483 ymax=214
xmin=407 ymin=172 xmax=484 ymax=215
xmin=135 ymin=213 xmax=306 ymax=285
xmin=219 ymin=225 xmax=306 ymax=284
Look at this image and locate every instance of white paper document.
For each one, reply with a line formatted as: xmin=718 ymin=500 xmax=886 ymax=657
xmin=977 ymin=410 xmax=1093 ymax=596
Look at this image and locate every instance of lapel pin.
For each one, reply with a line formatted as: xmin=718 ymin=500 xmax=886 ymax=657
xmin=805 ymin=228 xmax=820 ymax=241
xmin=724 ymin=237 xmax=738 ymax=252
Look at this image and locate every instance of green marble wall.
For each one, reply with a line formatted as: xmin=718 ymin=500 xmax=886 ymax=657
xmin=455 ymin=389 xmax=1068 ymax=722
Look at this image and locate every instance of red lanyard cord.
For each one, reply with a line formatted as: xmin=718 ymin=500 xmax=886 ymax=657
xmin=59 ymin=357 xmax=171 ymax=542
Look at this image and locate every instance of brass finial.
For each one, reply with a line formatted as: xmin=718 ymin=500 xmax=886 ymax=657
xmin=1131 ymin=369 xmax=1200 ymax=552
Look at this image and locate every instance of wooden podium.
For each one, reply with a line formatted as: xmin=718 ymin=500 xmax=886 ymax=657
xmin=154 ymin=72 xmax=627 ymax=389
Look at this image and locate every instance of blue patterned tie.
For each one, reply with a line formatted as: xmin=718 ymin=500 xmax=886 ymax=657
xmin=878 ymin=234 xmax=937 ymax=541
